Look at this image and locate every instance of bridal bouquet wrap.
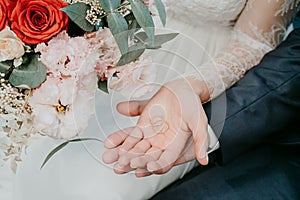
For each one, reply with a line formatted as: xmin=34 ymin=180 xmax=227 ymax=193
xmin=0 ymin=0 xmax=176 ymax=172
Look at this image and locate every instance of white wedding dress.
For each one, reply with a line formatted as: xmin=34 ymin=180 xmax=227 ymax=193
xmin=1 ymin=0 xmax=298 ymax=200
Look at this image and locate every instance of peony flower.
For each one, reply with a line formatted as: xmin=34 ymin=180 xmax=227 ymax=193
xmin=85 ymin=28 xmax=156 ymax=98
xmin=109 ymin=58 xmax=156 ymax=98
xmin=0 ymin=27 xmax=25 ymax=62
xmin=10 ymin=0 xmax=69 ymax=44
xmin=85 ymin=28 xmax=121 ymax=80
xmin=32 ymin=32 xmax=99 ymax=139
xmin=36 ymin=31 xmax=99 ymax=78
xmin=29 ymin=74 xmax=97 ymax=139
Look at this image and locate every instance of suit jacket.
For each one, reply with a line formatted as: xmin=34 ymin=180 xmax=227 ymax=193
xmin=294 ymin=10 xmax=300 ymax=29
xmin=205 ymin=28 xmax=300 ymax=164
xmin=152 ymin=27 xmax=300 ymax=200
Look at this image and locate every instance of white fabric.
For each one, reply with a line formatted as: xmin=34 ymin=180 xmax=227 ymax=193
xmin=1 ymin=1 xmax=297 ymax=199
xmin=182 ymin=0 xmax=299 ymax=99
xmin=3 ymin=90 xmax=197 ymax=200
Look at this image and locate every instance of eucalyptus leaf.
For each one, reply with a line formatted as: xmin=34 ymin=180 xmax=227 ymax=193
xmin=145 ymin=33 xmax=179 ymax=49
xmin=95 ymin=20 xmax=105 ymax=30
xmin=117 ymin=43 xmax=146 ymax=66
xmin=98 ymin=79 xmax=109 ymax=93
xmin=107 ymin=12 xmax=129 ymax=54
xmin=124 ymin=13 xmax=136 ymax=22
xmin=40 ymin=138 xmax=103 ymax=169
xmin=134 ymin=31 xmax=148 ymax=43
xmin=127 ymin=0 xmax=155 ymax=43
xmin=22 ymin=54 xmax=30 ymax=65
xmin=125 ymin=13 xmax=141 ymax=40
xmin=61 ymin=3 xmax=94 ymax=32
xmin=154 ymin=0 xmax=166 ymax=26
xmin=0 ymin=60 xmax=12 ymax=74
xmin=99 ymin=0 xmax=121 ymax=12
xmin=128 ymin=19 xmax=141 ymax=40
xmin=9 ymin=54 xmax=47 ymax=89
xmin=133 ymin=32 xmax=178 ymax=49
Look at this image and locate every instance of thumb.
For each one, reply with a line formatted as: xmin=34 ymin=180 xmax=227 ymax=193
xmin=117 ymin=100 xmax=149 ymax=117
xmin=193 ymin=128 xmax=209 ymax=165
xmin=174 ymin=136 xmax=195 ymax=166
xmin=189 ymin=107 xmax=209 ymax=165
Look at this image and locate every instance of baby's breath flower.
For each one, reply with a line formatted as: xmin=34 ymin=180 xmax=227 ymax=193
xmin=0 ymin=73 xmax=34 ymax=173
xmin=65 ymin=0 xmax=105 ymax=25
xmin=64 ymin=0 xmax=133 ymax=25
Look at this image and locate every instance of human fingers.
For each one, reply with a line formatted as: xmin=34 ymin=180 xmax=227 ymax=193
xmin=102 ymin=148 xmax=119 ymax=164
xmin=104 ymin=127 xmax=134 ymax=149
xmin=135 ymin=168 xmax=153 ymax=178
xmin=119 ymin=126 xmax=143 ymax=156
xmin=130 ymin=147 xmax=162 ymax=169
xmin=189 ymin=106 xmax=209 ymax=165
xmin=113 ymin=162 xmax=135 ymax=174
xmin=146 ymin=129 xmax=190 ymax=174
xmin=146 ymin=149 xmax=175 ymax=174
xmin=116 ymin=100 xmax=149 ymax=117
xmin=118 ymin=139 xmax=151 ymax=166
xmin=174 ymin=136 xmax=195 ymax=166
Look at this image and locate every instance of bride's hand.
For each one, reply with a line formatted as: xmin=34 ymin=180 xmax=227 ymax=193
xmin=103 ymin=78 xmax=210 ymax=175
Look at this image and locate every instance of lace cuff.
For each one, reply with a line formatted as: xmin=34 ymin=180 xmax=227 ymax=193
xmin=187 ymin=0 xmax=299 ymax=100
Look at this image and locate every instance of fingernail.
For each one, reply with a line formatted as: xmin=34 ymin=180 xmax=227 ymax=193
xmin=147 ymin=162 xmax=155 ymax=173
xmin=116 ymin=163 xmax=124 ymax=169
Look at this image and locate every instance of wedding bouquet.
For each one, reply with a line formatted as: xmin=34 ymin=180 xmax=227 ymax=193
xmin=0 ymin=0 xmax=176 ymax=172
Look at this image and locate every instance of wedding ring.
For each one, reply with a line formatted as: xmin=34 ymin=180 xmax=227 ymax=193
xmin=151 ymin=116 xmax=169 ymax=134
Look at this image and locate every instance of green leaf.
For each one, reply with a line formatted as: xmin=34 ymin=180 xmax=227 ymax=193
xmin=118 ymin=32 xmax=178 ymax=64
xmin=0 ymin=60 xmax=12 ymax=74
xmin=145 ymin=33 xmax=178 ymax=49
xmin=117 ymin=43 xmax=146 ymax=66
xmin=154 ymin=0 xmax=166 ymax=26
xmin=40 ymin=141 xmax=68 ymax=169
xmin=128 ymin=19 xmax=141 ymax=40
xmin=99 ymin=0 xmax=121 ymax=12
xmin=125 ymin=13 xmax=141 ymax=40
xmin=98 ymin=79 xmax=109 ymax=93
xmin=9 ymin=54 xmax=47 ymax=89
xmin=21 ymin=54 xmax=30 ymax=65
xmin=128 ymin=0 xmax=155 ymax=43
xmin=124 ymin=13 xmax=136 ymax=22
xmin=61 ymin=3 xmax=94 ymax=32
xmin=107 ymin=12 xmax=129 ymax=54
xmin=40 ymin=138 xmax=102 ymax=169
xmin=133 ymin=32 xmax=178 ymax=49
xmin=68 ymin=138 xmax=103 ymax=143
xmin=134 ymin=31 xmax=148 ymax=42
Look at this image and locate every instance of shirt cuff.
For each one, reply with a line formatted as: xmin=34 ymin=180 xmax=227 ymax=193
xmin=207 ymin=125 xmax=220 ymax=154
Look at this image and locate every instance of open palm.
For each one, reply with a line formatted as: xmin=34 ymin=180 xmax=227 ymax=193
xmin=102 ymin=79 xmax=209 ymax=176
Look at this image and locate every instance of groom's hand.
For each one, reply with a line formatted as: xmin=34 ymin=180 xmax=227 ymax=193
xmin=102 ymin=79 xmax=209 ymax=176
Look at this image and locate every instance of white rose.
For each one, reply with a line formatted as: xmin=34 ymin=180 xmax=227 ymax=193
xmin=0 ymin=27 xmax=25 ymax=62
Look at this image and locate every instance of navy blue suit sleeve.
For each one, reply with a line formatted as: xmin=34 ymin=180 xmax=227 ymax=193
xmin=204 ymin=28 xmax=300 ymax=164
xmin=293 ymin=11 xmax=300 ymax=29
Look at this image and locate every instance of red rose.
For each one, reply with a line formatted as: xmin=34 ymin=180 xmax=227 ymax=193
xmin=5 ymin=0 xmax=18 ymax=18
xmin=0 ymin=0 xmax=9 ymax=31
xmin=10 ymin=0 xmax=69 ymax=44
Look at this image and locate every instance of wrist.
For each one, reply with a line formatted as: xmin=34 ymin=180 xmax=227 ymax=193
xmin=165 ymin=77 xmax=211 ymax=103
xmin=185 ymin=76 xmax=211 ymax=103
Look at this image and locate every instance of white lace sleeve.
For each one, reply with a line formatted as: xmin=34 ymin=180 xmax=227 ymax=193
xmin=190 ymin=0 xmax=300 ymax=100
